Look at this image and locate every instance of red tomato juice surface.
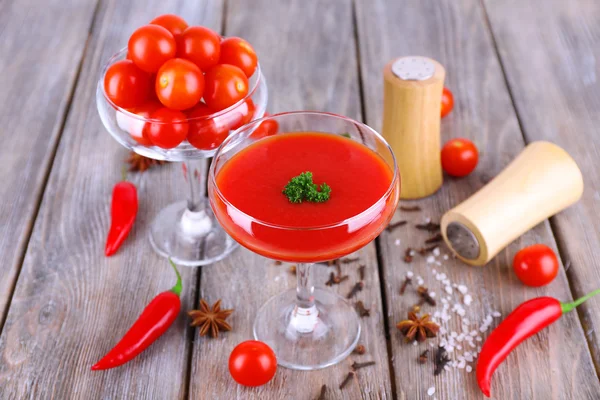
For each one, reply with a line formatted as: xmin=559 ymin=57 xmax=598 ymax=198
xmin=212 ymin=132 xmax=399 ymax=262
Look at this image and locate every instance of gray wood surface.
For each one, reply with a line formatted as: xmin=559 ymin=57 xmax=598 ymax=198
xmin=484 ymin=0 xmax=600 ymax=374
xmin=189 ymin=0 xmax=393 ymax=398
xmin=0 ymin=0 xmax=100 ymax=331
xmin=356 ymin=0 xmax=600 ymax=398
xmin=0 ymin=1 xmax=222 ymax=399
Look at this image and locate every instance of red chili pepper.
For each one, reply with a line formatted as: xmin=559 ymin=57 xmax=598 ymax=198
xmin=477 ymin=289 xmax=600 ymax=397
xmin=105 ymin=170 xmax=138 ymax=256
xmin=91 ymin=259 xmax=182 ymax=370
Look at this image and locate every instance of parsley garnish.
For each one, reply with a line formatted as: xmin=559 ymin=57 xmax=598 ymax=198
xmin=283 ymin=172 xmax=331 ymax=203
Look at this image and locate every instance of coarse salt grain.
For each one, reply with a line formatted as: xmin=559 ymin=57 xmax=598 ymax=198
xmin=432 ymin=269 xmax=437 ymax=274
xmin=413 ymin=340 xmax=418 ymax=346
xmin=445 ymin=286 xmax=453 ymax=295
xmin=443 ymin=254 xmax=449 ymax=260
xmin=476 ymin=336 xmax=482 ymax=342
xmin=427 ymin=256 xmax=435 ymax=264
xmin=433 ymin=247 xmax=440 ymax=256
xmin=466 ymin=365 xmax=473 ymax=373
xmin=457 ymin=344 xmax=462 ymax=350
xmin=417 ymin=278 xmax=425 ymax=286
xmin=458 ymin=285 xmax=468 ymax=294
xmin=441 ymin=298 xmax=448 ymax=304
xmin=395 ymin=239 xmax=401 ymax=246
xmin=458 ymin=360 xmax=466 ymax=369
xmin=492 ymin=311 xmax=502 ymax=318
xmin=430 ymin=292 xmax=436 ymax=298
xmin=427 ymin=386 xmax=435 ymax=396
xmin=425 ymin=217 xmax=431 ymax=223
xmin=464 ymin=295 xmax=473 ymax=306
xmin=465 ymin=353 xmax=474 ymax=362
xmin=406 ymin=271 xmax=414 ymax=278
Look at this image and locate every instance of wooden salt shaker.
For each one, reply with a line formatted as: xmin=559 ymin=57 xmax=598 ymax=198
xmin=382 ymin=56 xmax=445 ymax=199
xmin=441 ymin=141 xmax=584 ymax=266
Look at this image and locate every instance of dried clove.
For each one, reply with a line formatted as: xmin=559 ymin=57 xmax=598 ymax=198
xmin=341 ymin=257 xmax=360 ymax=264
xmin=425 ymin=233 xmax=443 ymax=244
xmin=404 ymin=247 xmax=414 ymax=263
xmin=316 ymin=384 xmax=327 ymax=400
xmin=353 ymin=344 xmax=366 ymax=355
xmin=351 ymin=361 xmax=376 ymax=371
xmin=386 ymin=220 xmax=407 ymax=231
xmin=400 ymin=205 xmax=421 ymax=212
xmin=274 ymin=260 xmax=282 ymax=266
xmin=417 ymin=286 xmax=436 ymax=306
xmin=415 ymin=222 xmax=441 ymax=232
xmin=399 ymin=276 xmax=412 ymax=295
xmin=347 ymin=282 xmax=365 ymax=299
xmin=358 ymin=265 xmax=366 ymax=281
xmin=418 ymin=245 xmax=439 ymax=255
xmin=419 ymin=349 xmax=429 ymax=364
xmin=434 ymin=346 xmax=451 ymax=375
xmin=325 ymin=272 xmax=349 ymax=286
xmin=289 ymin=265 xmax=297 ymax=274
xmin=339 ymin=371 xmax=356 ymax=389
xmin=355 ymin=301 xmax=371 ymax=317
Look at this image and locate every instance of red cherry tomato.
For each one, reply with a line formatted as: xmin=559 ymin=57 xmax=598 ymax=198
xmin=441 ymin=87 xmax=454 ymax=118
xmin=513 ymin=244 xmax=559 ymax=287
xmin=104 ymin=60 xmax=152 ymax=108
xmin=229 ymin=340 xmax=277 ymax=387
xmin=203 ymin=64 xmax=249 ymax=111
xmin=219 ymin=37 xmax=258 ymax=77
xmin=150 ymin=14 xmax=188 ymax=39
xmin=116 ymin=101 xmax=162 ymax=145
xmin=441 ymin=138 xmax=478 ymax=177
xmin=251 ymin=114 xmax=279 ymax=139
xmin=144 ymin=108 xmax=188 ymax=149
xmin=177 ymin=26 xmax=221 ymax=71
xmin=128 ymin=25 xmax=176 ymax=73
xmin=186 ymin=103 xmax=228 ymax=150
xmin=156 ymin=58 xmax=204 ymax=110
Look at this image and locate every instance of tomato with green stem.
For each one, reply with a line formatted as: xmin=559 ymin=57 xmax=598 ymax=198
xmin=128 ymin=25 xmax=176 ymax=73
xmin=203 ymin=64 xmax=249 ymax=111
xmin=441 ymin=87 xmax=454 ymax=118
xmin=104 ymin=60 xmax=152 ymax=108
xmin=513 ymin=244 xmax=559 ymax=287
xmin=441 ymin=138 xmax=478 ymax=177
xmin=219 ymin=37 xmax=258 ymax=77
xmin=156 ymin=58 xmax=204 ymax=110
xmin=177 ymin=26 xmax=221 ymax=71
xmin=150 ymin=14 xmax=188 ymax=39
xmin=229 ymin=340 xmax=277 ymax=387
xmin=144 ymin=108 xmax=188 ymax=149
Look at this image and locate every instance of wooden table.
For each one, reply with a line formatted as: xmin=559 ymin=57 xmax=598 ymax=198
xmin=1 ymin=0 xmax=599 ymax=398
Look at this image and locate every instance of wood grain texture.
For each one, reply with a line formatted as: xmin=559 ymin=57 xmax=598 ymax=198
xmin=483 ymin=0 xmax=600 ymax=373
xmin=356 ymin=0 xmax=600 ymax=398
xmin=0 ymin=0 xmax=99 ymax=330
xmin=0 ymin=1 xmax=223 ymax=399
xmin=188 ymin=0 xmax=393 ymax=398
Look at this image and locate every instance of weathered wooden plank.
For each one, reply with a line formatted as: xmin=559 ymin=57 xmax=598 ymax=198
xmin=0 ymin=0 xmax=99 ymax=330
xmin=484 ymin=0 xmax=600 ymax=374
xmin=0 ymin=1 xmax=223 ymax=399
xmin=356 ymin=0 xmax=600 ymax=398
xmin=188 ymin=0 xmax=393 ymax=398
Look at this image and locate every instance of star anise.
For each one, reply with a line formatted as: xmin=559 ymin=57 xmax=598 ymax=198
xmin=188 ymin=299 xmax=233 ymax=338
xmin=396 ymin=312 xmax=439 ymax=342
xmin=126 ymin=152 xmax=167 ymax=172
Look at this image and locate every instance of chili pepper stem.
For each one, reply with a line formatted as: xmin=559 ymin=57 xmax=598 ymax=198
xmin=561 ymin=288 xmax=600 ymax=314
xmin=168 ymin=258 xmax=182 ymax=297
xmin=121 ymin=165 xmax=128 ymax=182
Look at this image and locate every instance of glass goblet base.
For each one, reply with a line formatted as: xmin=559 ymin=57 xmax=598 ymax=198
xmin=253 ymin=287 xmax=361 ymax=370
xmin=149 ymin=200 xmax=238 ymax=267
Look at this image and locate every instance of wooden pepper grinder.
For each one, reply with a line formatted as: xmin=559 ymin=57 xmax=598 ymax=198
xmin=382 ymin=56 xmax=445 ymax=199
xmin=441 ymin=141 xmax=584 ymax=266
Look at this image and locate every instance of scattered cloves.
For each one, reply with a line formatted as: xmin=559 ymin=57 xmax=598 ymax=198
xmin=419 ymin=349 xmax=429 ymax=364
xmin=355 ymin=301 xmax=371 ymax=317
xmin=417 ymin=286 xmax=436 ymax=306
xmin=339 ymin=371 xmax=356 ymax=390
xmin=404 ymin=247 xmax=414 ymax=263
xmin=386 ymin=220 xmax=407 ymax=231
xmin=289 ymin=265 xmax=297 ymax=274
xmin=415 ymin=222 xmax=441 ymax=232
xmin=425 ymin=233 xmax=443 ymax=244
xmin=325 ymin=272 xmax=349 ymax=286
xmin=418 ymin=245 xmax=439 ymax=255
xmin=434 ymin=345 xmax=451 ymax=375
xmin=316 ymin=384 xmax=327 ymax=400
xmin=351 ymin=361 xmax=376 ymax=371
xmin=341 ymin=257 xmax=360 ymax=264
xmin=400 ymin=205 xmax=421 ymax=212
xmin=399 ymin=276 xmax=412 ymax=295
xmin=274 ymin=260 xmax=282 ymax=266
xmin=353 ymin=344 xmax=366 ymax=355
xmin=347 ymin=282 xmax=365 ymax=299
xmin=358 ymin=265 xmax=366 ymax=281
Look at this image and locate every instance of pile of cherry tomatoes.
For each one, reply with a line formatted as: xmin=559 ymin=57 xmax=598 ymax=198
xmin=104 ymin=14 xmax=260 ymax=150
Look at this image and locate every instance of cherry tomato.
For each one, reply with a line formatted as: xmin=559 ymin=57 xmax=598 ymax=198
xmin=177 ymin=26 xmax=221 ymax=71
xmin=229 ymin=340 xmax=277 ymax=387
xmin=144 ymin=107 xmax=188 ymax=149
xmin=203 ymin=64 xmax=249 ymax=111
xmin=116 ymin=101 xmax=162 ymax=145
xmin=186 ymin=103 xmax=229 ymax=150
xmin=441 ymin=138 xmax=478 ymax=177
xmin=128 ymin=25 xmax=176 ymax=73
xmin=513 ymin=244 xmax=559 ymax=287
xmin=219 ymin=37 xmax=258 ymax=77
xmin=104 ymin=60 xmax=152 ymax=109
xmin=441 ymin=87 xmax=454 ymax=118
xmin=251 ymin=114 xmax=279 ymax=139
xmin=150 ymin=14 xmax=188 ymax=39
xmin=156 ymin=58 xmax=204 ymax=110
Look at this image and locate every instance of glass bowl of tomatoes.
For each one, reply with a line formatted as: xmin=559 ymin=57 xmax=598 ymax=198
xmin=96 ymin=15 xmax=268 ymax=267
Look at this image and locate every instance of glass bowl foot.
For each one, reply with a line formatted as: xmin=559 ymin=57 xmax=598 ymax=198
xmin=149 ymin=200 xmax=238 ymax=267
xmin=253 ymin=287 xmax=361 ymax=370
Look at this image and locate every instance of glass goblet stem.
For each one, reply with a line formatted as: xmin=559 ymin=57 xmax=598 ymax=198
xmin=292 ymin=263 xmax=318 ymax=333
xmin=185 ymin=159 xmax=207 ymax=212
